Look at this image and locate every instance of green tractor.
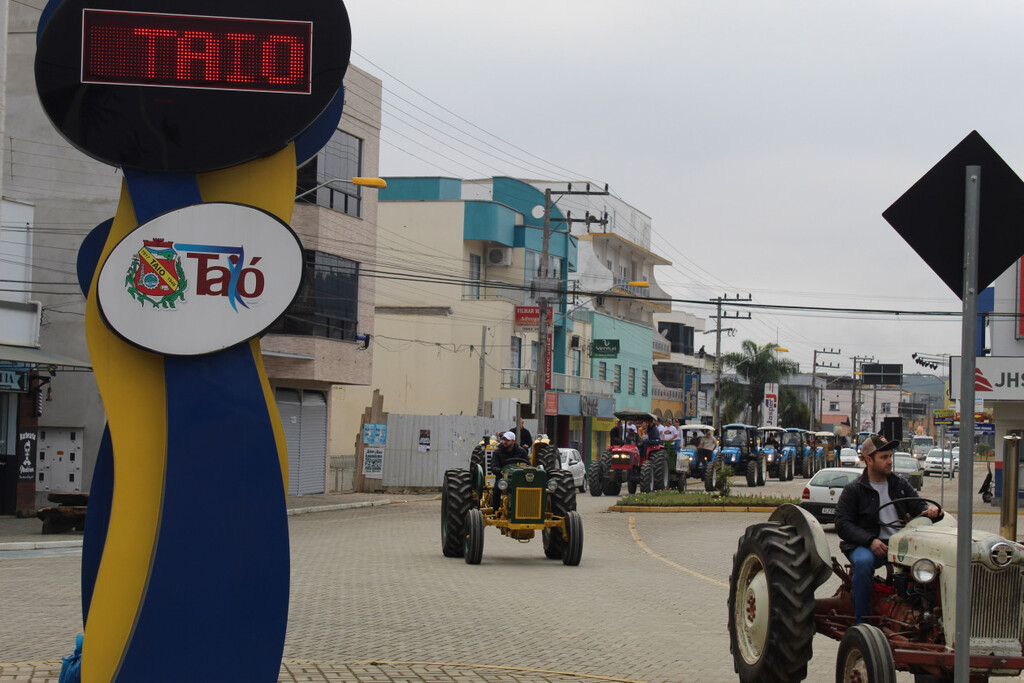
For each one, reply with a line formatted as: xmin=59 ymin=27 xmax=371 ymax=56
xmin=441 ymin=434 xmax=583 ymax=566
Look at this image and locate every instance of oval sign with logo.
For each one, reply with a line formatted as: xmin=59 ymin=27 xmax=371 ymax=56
xmin=96 ymin=202 xmax=303 ymax=355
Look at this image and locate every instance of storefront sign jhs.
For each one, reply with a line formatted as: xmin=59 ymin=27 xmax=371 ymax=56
xmin=17 ymin=431 xmax=36 ymax=483
xmin=590 ymin=339 xmax=619 ymax=358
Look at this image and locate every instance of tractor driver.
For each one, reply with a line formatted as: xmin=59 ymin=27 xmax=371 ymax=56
xmin=490 ymin=431 xmax=528 ymax=513
xmin=835 ymin=435 xmax=939 ymax=624
xmin=638 ymin=417 xmax=661 ymax=461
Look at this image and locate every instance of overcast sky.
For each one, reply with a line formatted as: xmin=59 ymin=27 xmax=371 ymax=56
xmin=343 ymin=1 xmax=1024 ymax=377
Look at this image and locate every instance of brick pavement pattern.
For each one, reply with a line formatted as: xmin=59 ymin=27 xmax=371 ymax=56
xmin=3 ymin=465 xmax=1023 ymax=682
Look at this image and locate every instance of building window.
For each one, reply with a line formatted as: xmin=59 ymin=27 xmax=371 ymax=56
xmin=270 ymin=250 xmax=359 ymax=341
xmin=614 ymin=365 xmax=621 ymax=393
xmin=296 ymin=129 xmax=363 ymax=217
xmin=829 ymin=401 xmax=840 ymax=411
xmin=599 ymin=362 xmax=607 ymax=380
xmin=881 ymin=402 xmax=891 ymax=414
xmin=642 ymin=370 xmax=648 ymax=396
xmin=572 ymin=349 xmax=581 ymax=376
xmin=628 ymin=367 xmax=636 ymax=395
xmin=510 ymin=337 xmax=522 ymax=387
xmin=468 ymin=253 xmax=481 ymax=299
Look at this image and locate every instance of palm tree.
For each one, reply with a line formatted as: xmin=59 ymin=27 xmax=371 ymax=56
xmin=721 ymin=341 xmax=800 ymax=425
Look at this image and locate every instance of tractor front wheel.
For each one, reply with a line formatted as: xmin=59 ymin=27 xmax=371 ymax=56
xmin=464 ymin=508 xmax=484 ymax=565
xmin=704 ymin=460 xmax=720 ymax=492
xmin=835 ymin=623 xmax=895 ymax=683
xmin=746 ymin=461 xmax=758 ymax=488
xmin=756 ymin=455 xmax=766 ymax=486
xmin=562 ymin=510 xmax=583 ymax=566
xmin=728 ymin=522 xmax=816 ymax=682
xmin=543 ymin=470 xmax=577 ymax=560
xmin=588 ymin=455 xmax=606 ymax=496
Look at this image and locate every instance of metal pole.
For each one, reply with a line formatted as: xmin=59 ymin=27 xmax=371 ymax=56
xmin=954 ymin=165 xmax=981 ymax=683
xmin=1001 ymin=436 xmax=1020 ymax=541
xmin=713 ymin=297 xmax=723 ymax=433
xmin=477 ymin=326 xmax=486 ymax=416
xmin=536 ymin=189 xmax=551 ymax=436
xmin=810 ymin=350 xmax=818 ymax=431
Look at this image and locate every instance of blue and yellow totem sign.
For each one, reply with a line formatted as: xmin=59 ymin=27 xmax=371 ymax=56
xmin=34 ymin=0 xmax=351 ymax=680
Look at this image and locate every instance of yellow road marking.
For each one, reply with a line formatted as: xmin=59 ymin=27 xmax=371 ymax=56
xmin=629 ymin=514 xmax=729 ymax=588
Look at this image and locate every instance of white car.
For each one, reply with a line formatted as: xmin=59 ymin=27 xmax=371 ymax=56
xmin=558 ymin=448 xmax=587 ymax=492
xmin=799 ymin=467 xmax=863 ymax=523
xmin=838 ymin=448 xmax=860 ymax=467
xmin=923 ymin=448 xmax=957 ymax=478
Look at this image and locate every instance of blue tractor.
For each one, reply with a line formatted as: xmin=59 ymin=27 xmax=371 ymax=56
xmin=758 ymin=426 xmax=791 ymax=480
xmin=719 ymin=424 xmax=764 ymax=488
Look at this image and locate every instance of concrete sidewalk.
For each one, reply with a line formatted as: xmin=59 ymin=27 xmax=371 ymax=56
xmin=0 ymin=490 xmax=437 ymax=550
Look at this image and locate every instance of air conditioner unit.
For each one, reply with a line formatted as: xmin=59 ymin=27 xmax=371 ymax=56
xmin=571 ymin=335 xmax=581 ymax=349
xmin=486 ymin=247 xmax=513 ymax=267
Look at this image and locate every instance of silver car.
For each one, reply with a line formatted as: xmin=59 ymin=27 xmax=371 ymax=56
xmin=558 ymin=448 xmax=587 ymax=493
xmin=923 ymin=448 xmax=957 ymax=478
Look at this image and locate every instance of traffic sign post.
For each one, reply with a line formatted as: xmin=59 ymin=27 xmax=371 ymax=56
xmin=35 ymin=0 xmax=353 ymax=679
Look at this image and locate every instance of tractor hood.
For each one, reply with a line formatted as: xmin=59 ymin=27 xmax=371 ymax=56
xmin=888 ymin=514 xmax=1024 ymax=571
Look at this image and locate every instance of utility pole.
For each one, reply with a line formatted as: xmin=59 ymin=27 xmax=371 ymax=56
xmin=710 ymin=294 xmax=751 ymax=432
xmin=849 ymin=355 xmax=875 ymax=436
xmin=477 ymin=326 xmax=487 ymax=416
xmin=809 ymin=348 xmax=841 ymax=430
xmin=537 ymin=183 xmax=609 ymax=437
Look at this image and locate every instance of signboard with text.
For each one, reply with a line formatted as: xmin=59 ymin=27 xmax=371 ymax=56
xmin=591 ymin=339 xmax=620 ymax=358
xmin=362 ymin=446 xmax=383 ymax=478
xmin=514 ymin=306 xmax=552 ymax=329
xmin=763 ymin=383 xmax=779 ymax=427
xmin=683 ymin=374 xmax=699 ymax=421
xmin=951 ymin=356 xmax=1024 ymax=400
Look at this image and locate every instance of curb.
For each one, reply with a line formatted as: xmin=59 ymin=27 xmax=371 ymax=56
xmin=0 ymin=500 xmax=394 ymax=551
xmin=609 ymin=505 xmax=781 ymax=513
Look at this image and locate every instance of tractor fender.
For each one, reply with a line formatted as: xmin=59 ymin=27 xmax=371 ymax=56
xmin=768 ymin=503 xmax=832 ymax=588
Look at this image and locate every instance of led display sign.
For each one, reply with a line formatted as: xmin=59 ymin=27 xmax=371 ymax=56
xmin=35 ymin=0 xmax=350 ymax=172
xmin=82 ymin=10 xmax=312 ymax=94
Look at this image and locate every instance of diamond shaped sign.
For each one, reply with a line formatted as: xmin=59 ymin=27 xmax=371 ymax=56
xmin=882 ymin=130 xmax=1024 ymax=298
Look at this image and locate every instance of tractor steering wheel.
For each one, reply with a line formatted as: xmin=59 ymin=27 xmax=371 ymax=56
xmin=876 ymin=497 xmax=943 ymax=532
xmin=505 ymin=456 xmax=531 ymax=466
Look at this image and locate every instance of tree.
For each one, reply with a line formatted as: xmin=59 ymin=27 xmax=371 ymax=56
xmin=721 ymin=341 xmax=800 ymax=426
xmin=779 ymin=387 xmax=809 ymax=428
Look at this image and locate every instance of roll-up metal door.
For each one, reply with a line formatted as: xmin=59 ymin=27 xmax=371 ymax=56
xmin=298 ymin=391 xmax=327 ymax=495
xmin=276 ymin=389 xmax=302 ymax=496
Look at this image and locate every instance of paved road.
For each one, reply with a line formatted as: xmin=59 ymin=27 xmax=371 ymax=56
xmin=1 ymin=462 xmax=1021 ymax=682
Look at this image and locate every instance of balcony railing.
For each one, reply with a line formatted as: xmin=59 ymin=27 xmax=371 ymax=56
xmin=652 ymin=384 xmax=684 ymax=401
xmin=653 ymin=337 xmax=671 ymax=356
xmin=500 ymin=369 xmax=613 ymax=397
xmin=612 ymin=277 xmax=649 ymax=297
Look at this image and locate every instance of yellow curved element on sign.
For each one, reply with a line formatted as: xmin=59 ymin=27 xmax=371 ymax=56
xmin=196 ymin=144 xmax=297 ymax=487
xmin=82 ymin=184 xmax=168 ymax=683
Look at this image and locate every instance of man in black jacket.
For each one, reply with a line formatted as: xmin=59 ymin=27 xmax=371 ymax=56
xmin=836 ymin=434 xmax=939 ymax=624
xmin=491 ymin=431 xmax=528 ymax=513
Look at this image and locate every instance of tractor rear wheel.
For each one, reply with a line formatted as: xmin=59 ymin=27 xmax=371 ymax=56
xmin=653 ymin=453 xmax=668 ymax=490
xmin=704 ymin=460 xmax=720 ymax=492
xmin=464 ymin=508 xmax=484 ymax=565
xmin=470 ymin=443 xmax=486 ymax=471
xmin=562 ymin=510 xmax=583 ymax=566
xmin=746 ymin=461 xmax=758 ymax=487
xmin=588 ymin=454 xmax=607 ymax=496
xmin=728 ymin=522 xmax=816 ymax=682
xmin=756 ymin=455 xmax=766 ymax=486
xmin=639 ymin=460 xmax=655 ymax=493
xmin=536 ymin=443 xmax=560 ymax=472
xmin=544 ymin=470 xmax=577 ymax=559
xmin=835 ymin=623 xmax=895 ymax=683
xmin=802 ymin=458 xmax=812 ymax=479
xmin=441 ymin=469 xmax=472 ymax=558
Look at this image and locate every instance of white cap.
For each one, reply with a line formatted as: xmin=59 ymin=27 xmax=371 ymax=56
xmin=502 ymin=431 xmax=516 ymax=441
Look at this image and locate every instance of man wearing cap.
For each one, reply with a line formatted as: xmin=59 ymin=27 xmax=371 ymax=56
xmin=835 ymin=434 xmax=940 ymax=624
xmin=490 ymin=431 xmax=528 ymax=512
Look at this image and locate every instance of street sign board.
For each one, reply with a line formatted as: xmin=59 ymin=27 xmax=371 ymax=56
xmin=882 ymin=131 xmax=1024 ymax=297
xmin=862 ymin=363 xmax=903 ymax=386
xmin=947 ymin=423 xmax=995 ymax=437
xmin=950 ymin=356 xmax=1024 ymax=400
xmin=933 ymin=408 xmax=955 ymax=426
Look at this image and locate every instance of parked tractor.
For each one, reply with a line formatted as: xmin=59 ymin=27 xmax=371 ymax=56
xmin=729 ymin=502 xmax=1024 ymax=682
xmin=718 ymin=424 xmax=764 ymax=488
xmin=441 ymin=435 xmax=581 ymax=566
xmin=588 ymin=411 xmax=686 ymax=496
xmin=758 ymin=426 xmax=792 ymax=481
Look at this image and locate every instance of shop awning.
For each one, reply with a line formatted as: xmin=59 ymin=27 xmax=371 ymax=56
xmin=0 ymin=343 xmax=91 ymax=370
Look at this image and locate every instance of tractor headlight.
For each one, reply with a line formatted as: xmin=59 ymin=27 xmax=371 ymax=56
xmin=546 ymin=479 xmax=558 ymax=493
xmin=911 ymin=558 xmax=938 ymax=584
xmin=497 ymin=479 xmax=509 ymax=491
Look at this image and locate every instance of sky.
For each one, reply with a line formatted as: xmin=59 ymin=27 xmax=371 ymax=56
xmin=342 ymin=1 xmax=1024 ymax=378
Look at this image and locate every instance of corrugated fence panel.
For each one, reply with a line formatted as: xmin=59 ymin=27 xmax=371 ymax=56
xmin=382 ymin=415 xmax=506 ymax=487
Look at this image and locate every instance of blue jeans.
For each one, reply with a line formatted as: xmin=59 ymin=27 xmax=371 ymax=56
xmin=846 ymin=545 xmax=887 ymax=623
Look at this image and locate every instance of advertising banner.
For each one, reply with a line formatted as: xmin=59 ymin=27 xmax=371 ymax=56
xmin=951 ymin=356 xmax=1024 ymax=400
xmin=763 ymin=383 xmax=779 ymax=427
xmin=591 ymin=339 xmax=620 ymax=358
xmin=683 ymin=374 xmax=698 ymax=421
xmin=514 ymin=306 xmax=552 ymax=329
xmin=362 ymin=446 xmax=383 ymax=478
